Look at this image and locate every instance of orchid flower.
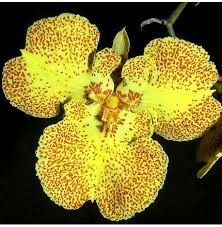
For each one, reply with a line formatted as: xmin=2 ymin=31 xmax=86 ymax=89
xmin=197 ymin=116 xmax=222 ymax=178
xmin=2 ymin=13 xmax=221 ymax=221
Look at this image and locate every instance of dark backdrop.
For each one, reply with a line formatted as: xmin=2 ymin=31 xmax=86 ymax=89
xmin=0 ymin=2 xmax=222 ymax=224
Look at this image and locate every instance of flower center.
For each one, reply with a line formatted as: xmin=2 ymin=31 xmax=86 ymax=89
xmin=100 ymin=94 xmax=122 ymax=137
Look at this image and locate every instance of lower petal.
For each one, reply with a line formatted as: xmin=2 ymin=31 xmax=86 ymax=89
xmin=36 ymin=100 xmax=101 ymax=208
xmin=36 ymin=99 xmax=168 ymax=221
xmin=36 ymin=121 xmax=93 ymax=209
xmin=97 ymin=137 xmax=168 ymax=221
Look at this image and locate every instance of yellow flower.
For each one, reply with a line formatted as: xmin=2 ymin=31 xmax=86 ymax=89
xmin=197 ymin=116 xmax=222 ymax=178
xmin=2 ymin=13 xmax=221 ymax=221
xmin=2 ymin=13 xmax=168 ymax=221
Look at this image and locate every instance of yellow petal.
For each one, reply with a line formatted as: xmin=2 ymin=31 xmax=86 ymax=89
xmin=97 ymin=137 xmax=168 ymax=221
xmin=86 ymin=48 xmax=121 ymax=103
xmin=26 ymin=13 xmax=99 ymax=70
xmin=2 ymin=57 xmax=60 ymax=117
xmin=3 ymin=14 xmax=120 ymax=117
xmin=36 ymin=100 xmax=101 ymax=209
xmin=36 ymin=99 xmax=168 ymax=221
xmin=144 ymin=37 xmax=218 ymax=92
xmin=155 ymin=96 xmax=221 ymax=141
xmin=118 ymin=37 xmax=222 ymax=141
xmin=36 ymin=121 xmax=92 ymax=209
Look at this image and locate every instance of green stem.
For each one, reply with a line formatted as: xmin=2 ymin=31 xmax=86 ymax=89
xmin=141 ymin=2 xmax=188 ymax=37
xmin=168 ymin=2 xmax=188 ymax=25
xmin=164 ymin=22 xmax=176 ymax=37
xmin=165 ymin=2 xmax=188 ymax=36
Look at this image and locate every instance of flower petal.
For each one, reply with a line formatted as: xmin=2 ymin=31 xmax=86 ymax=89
xmin=116 ymin=56 xmax=153 ymax=106
xmin=86 ymin=48 xmax=121 ymax=103
xmin=36 ymin=121 xmax=91 ymax=209
xmin=36 ymin=99 xmax=168 ymax=220
xmin=118 ymin=37 xmax=222 ymax=141
xmin=2 ymin=14 xmax=120 ymax=117
xmin=104 ymin=107 xmax=154 ymax=143
xmin=2 ymin=57 xmax=60 ymax=117
xmin=155 ymin=97 xmax=221 ymax=141
xmin=26 ymin=13 xmax=99 ymax=70
xmin=36 ymin=100 xmax=101 ymax=209
xmin=144 ymin=37 xmax=218 ymax=92
xmin=97 ymin=137 xmax=168 ymax=221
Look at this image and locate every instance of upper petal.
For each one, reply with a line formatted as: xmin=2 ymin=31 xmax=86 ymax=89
xmin=117 ymin=37 xmax=222 ymax=141
xmin=144 ymin=37 xmax=218 ymax=92
xmin=26 ymin=13 xmax=99 ymax=70
xmin=2 ymin=13 xmax=120 ymax=118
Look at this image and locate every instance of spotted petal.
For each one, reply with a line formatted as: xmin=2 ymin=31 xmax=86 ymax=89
xmin=117 ymin=37 xmax=222 ymax=141
xmin=36 ymin=99 xmax=168 ymax=221
xmin=2 ymin=13 xmax=120 ymax=118
xmin=97 ymin=137 xmax=168 ymax=221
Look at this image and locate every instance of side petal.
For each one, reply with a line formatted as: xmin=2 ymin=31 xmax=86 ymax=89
xmin=86 ymin=48 xmax=121 ymax=103
xmin=146 ymin=38 xmax=222 ymax=140
xmin=155 ymin=97 xmax=221 ymax=141
xmin=144 ymin=37 xmax=218 ymax=92
xmin=97 ymin=137 xmax=168 ymax=221
xmin=2 ymin=57 xmax=60 ymax=117
xmin=2 ymin=13 xmax=99 ymax=117
xmin=118 ymin=37 xmax=222 ymax=141
xmin=2 ymin=14 xmax=120 ymax=118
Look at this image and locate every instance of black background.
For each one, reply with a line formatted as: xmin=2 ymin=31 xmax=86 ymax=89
xmin=1 ymin=2 xmax=222 ymax=224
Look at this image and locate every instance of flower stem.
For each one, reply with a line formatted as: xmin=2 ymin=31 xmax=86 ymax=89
xmin=141 ymin=2 xmax=188 ymax=37
xmin=168 ymin=2 xmax=188 ymax=25
xmin=166 ymin=2 xmax=188 ymax=36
